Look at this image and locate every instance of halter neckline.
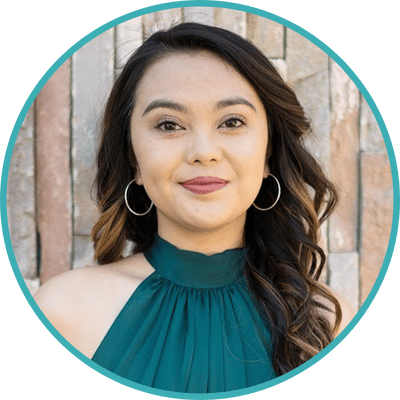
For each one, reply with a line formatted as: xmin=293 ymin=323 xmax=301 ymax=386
xmin=143 ymin=235 xmax=246 ymax=289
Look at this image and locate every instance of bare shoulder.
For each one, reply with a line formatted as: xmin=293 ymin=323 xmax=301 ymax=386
xmin=34 ymin=253 xmax=153 ymax=310
xmin=313 ymin=283 xmax=356 ymax=337
xmin=33 ymin=253 xmax=154 ymax=357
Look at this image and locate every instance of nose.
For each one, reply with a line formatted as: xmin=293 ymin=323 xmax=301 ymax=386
xmin=186 ymin=130 xmax=223 ymax=165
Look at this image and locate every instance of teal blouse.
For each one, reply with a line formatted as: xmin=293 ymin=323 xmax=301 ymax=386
xmin=91 ymin=235 xmax=276 ymax=393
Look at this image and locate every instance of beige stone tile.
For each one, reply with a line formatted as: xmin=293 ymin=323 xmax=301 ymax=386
xmin=73 ymin=236 xmax=133 ymax=269
xmin=36 ymin=59 xmax=73 ymax=283
xmin=115 ymin=17 xmax=143 ymax=70
xmin=270 ymin=59 xmax=287 ymax=81
xmin=329 ymin=60 xmax=360 ymax=252
xmin=328 ymin=252 xmax=359 ymax=311
xmin=294 ymin=70 xmax=330 ymax=169
xmin=286 ymin=28 xmax=328 ymax=85
xmin=73 ymin=235 xmax=95 ymax=269
xmin=213 ymin=8 xmax=246 ymax=37
xmin=183 ymin=6 xmax=214 ymax=24
xmin=360 ymin=152 xmax=393 ymax=303
xmin=142 ymin=9 xmax=184 ymax=37
xmin=247 ymin=14 xmax=284 ymax=58
xmin=7 ymin=106 xmax=37 ymax=280
xmin=360 ymin=96 xmax=387 ymax=152
xmin=24 ymin=278 xmax=40 ymax=295
xmin=72 ymin=28 xmax=114 ymax=235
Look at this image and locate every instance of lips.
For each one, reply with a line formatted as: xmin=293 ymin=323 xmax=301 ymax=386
xmin=181 ymin=176 xmax=228 ymax=194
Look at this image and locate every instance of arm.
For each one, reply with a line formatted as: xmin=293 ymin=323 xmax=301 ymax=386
xmin=33 ymin=270 xmax=84 ymax=349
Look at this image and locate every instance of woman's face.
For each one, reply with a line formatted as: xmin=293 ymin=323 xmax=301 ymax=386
xmin=130 ymin=51 xmax=269 ymax=242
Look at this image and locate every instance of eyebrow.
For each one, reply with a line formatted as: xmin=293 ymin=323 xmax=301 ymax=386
xmin=142 ymin=96 xmax=257 ymax=116
xmin=142 ymin=100 xmax=188 ymax=116
xmin=215 ymin=97 xmax=257 ymax=112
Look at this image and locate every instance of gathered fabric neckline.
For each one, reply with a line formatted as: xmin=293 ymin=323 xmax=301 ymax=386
xmin=92 ymin=234 xmax=276 ymax=393
xmin=143 ymin=234 xmax=247 ymax=289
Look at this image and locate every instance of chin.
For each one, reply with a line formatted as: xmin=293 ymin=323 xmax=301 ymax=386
xmin=181 ymin=210 xmax=246 ymax=233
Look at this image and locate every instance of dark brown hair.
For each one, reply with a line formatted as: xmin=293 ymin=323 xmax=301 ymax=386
xmin=92 ymin=22 xmax=341 ymax=376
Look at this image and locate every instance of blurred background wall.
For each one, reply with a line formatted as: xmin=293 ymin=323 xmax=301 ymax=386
xmin=6 ymin=6 xmax=393 ymax=311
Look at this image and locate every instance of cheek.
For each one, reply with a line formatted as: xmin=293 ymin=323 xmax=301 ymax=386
xmin=131 ymin=136 xmax=156 ymax=183
xmin=233 ymin=137 xmax=268 ymax=173
xmin=233 ymin=141 xmax=268 ymax=198
xmin=133 ymin=139 xmax=180 ymax=184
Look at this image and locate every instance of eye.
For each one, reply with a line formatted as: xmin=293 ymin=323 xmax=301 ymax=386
xmin=219 ymin=116 xmax=247 ymax=129
xmin=155 ymin=119 xmax=183 ymax=132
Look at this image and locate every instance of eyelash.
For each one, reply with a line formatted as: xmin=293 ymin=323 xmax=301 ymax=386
xmin=155 ymin=117 xmax=183 ymax=132
xmin=219 ymin=115 xmax=247 ymax=129
xmin=154 ymin=115 xmax=247 ymax=132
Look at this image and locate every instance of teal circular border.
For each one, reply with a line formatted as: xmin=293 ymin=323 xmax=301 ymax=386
xmin=1 ymin=1 xmax=398 ymax=398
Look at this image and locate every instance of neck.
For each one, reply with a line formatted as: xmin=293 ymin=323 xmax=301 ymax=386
xmin=157 ymin=217 xmax=245 ymax=255
xmin=144 ymin=234 xmax=246 ymax=289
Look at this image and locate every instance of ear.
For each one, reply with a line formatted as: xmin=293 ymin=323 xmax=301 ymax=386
xmin=134 ymin=167 xmax=143 ymax=185
xmin=264 ymin=141 xmax=272 ymax=178
xmin=263 ymin=163 xmax=270 ymax=179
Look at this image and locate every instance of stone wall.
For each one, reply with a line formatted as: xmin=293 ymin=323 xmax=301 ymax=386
xmin=6 ymin=7 xmax=393 ymax=311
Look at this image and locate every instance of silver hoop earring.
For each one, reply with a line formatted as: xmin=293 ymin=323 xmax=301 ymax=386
xmin=252 ymin=174 xmax=281 ymax=211
xmin=124 ymin=179 xmax=154 ymax=216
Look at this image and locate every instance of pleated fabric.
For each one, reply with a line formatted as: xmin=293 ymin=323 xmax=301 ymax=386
xmin=92 ymin=235 xmax=276 ymax=393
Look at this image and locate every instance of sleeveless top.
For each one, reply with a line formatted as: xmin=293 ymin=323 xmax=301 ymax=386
xmin=91 ymin=235 xmax=276 ymax=393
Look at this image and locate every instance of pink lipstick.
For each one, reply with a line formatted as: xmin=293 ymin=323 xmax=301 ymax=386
xmin=181 ymin=176 xmax=228 ymax=194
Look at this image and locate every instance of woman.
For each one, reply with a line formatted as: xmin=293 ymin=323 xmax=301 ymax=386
xmin=34 ymin=22 xmax=354 ymax=393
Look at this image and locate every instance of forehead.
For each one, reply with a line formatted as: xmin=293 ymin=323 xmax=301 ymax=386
xmin=135 ymin=51 xmax=261 ymax=106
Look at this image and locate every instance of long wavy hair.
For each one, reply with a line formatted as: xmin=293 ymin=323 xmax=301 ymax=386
xmin=91 ymin=22 xmax=341 ymax=376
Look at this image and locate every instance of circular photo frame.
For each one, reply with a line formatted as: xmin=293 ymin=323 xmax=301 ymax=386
xmin=1 ymin=1 xmax=398 ymax=399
